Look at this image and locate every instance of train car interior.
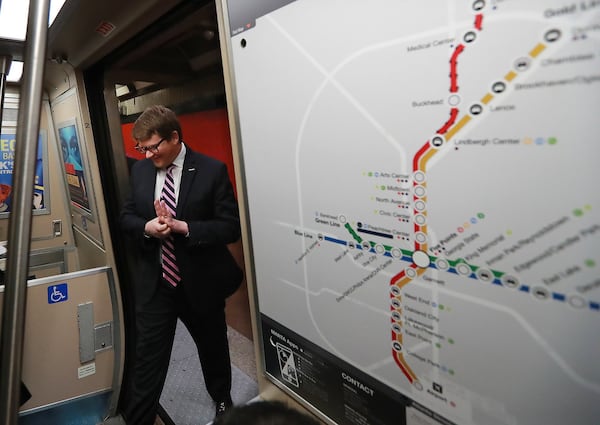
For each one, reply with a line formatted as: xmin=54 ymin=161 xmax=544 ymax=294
xmin=0 ymin=1 xmax=271 ymax=424
xmin=2 ymin=2 xmax=594 ymax=425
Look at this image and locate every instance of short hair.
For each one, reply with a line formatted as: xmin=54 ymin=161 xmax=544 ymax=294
xmin=213 ymin=400 xmax=320 ymax=425
xmin=132 ymin=104 xmax=183 ymax=142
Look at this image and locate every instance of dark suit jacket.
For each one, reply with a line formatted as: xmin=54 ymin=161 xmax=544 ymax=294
xmin=120 ymin=147 xmax=242 ymax=307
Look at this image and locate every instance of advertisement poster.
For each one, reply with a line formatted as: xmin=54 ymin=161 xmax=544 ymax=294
xmin=0 ymin=131 xmax=46 ymax=215
xmin=58 ymin=120 xmax=90 ymax=214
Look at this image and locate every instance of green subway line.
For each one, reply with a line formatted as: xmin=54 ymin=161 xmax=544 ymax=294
xmin=345 ymin=223 xmax=362 ymax=243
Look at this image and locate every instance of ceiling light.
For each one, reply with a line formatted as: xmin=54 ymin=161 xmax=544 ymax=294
xmin=7 ymin=60 xmax=23 ymax=82
xmin=0 ymin=0 xmax=66 ymax=41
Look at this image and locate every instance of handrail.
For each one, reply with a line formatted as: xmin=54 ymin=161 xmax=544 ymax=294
xmin=0 ymin=1 xmax=50 ymax=424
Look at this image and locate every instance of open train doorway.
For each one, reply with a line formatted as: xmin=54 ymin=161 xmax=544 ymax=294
xmin=78 ymin=1 xmax=257 ymax=423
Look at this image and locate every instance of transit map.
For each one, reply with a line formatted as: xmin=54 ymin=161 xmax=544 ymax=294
xmin=226 ymin=1 xmax=600 ymax=424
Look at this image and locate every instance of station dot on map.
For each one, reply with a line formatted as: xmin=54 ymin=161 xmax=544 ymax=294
xmin=412 ymin=251 xmax=431 ymax=268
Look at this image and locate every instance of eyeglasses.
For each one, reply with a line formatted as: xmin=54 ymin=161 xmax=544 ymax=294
xmin=134 ymin=138 xmax=166 ymax=154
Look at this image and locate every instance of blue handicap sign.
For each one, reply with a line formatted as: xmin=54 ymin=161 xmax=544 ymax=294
xmin=48 ymin=283 xmax=68 ymax=304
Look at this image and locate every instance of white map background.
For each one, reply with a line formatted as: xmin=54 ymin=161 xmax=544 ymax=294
xmin=229 ymin=1 xmax=600 ymax=424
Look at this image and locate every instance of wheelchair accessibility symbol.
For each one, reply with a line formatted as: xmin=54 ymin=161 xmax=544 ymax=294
xmin=48 ymin=283 xmax=68 ymax=304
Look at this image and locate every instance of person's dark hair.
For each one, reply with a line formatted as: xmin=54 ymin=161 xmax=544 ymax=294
xmin=213 ymin=400 xmax=320 ymax=425
xmin=132 ymin=104 xmax=183 ymax=142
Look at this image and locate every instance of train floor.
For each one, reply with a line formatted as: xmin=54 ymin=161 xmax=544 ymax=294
xmin=158 ymin=320 xmax=258 ymax=425
xmin=156 ymin=281 xmax=256 ymax=424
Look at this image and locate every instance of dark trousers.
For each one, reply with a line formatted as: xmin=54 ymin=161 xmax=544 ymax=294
xmin=124 ymin=281 xmax=231 ymax=425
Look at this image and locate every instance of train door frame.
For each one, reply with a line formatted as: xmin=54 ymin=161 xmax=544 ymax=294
xmin=82 ymin=2 xmax=219 ymax=422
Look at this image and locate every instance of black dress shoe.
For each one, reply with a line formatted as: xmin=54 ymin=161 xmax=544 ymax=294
xmin=214 ymin=398 xmax=233 ymax=418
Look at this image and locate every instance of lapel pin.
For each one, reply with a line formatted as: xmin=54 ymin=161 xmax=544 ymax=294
xmin=188 ymin=168 xmax=196 ymax=171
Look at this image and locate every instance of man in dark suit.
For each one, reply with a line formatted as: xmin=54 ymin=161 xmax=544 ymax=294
xmin=118 ymin=105 xmax=242 ymax=424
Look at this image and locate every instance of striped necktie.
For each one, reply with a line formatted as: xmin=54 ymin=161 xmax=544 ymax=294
xmin=161 ymin=164 xmax=181 ymax=287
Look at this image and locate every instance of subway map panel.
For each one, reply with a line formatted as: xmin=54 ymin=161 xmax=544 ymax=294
xmin=229 ymin=1 xmax=600 ymax=424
